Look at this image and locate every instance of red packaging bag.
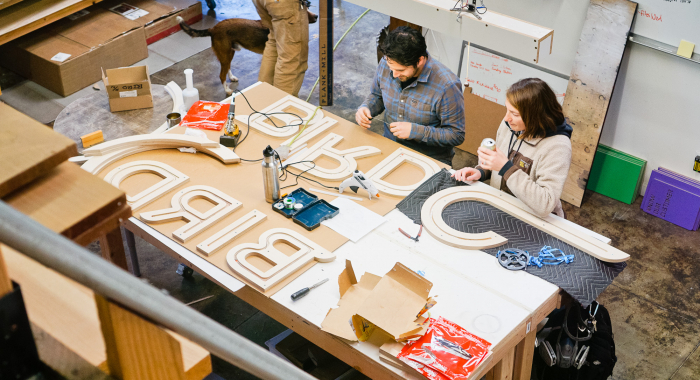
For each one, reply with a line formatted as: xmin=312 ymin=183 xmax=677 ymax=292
xmin=180 ymin=101 xmax=230 ymax=131
xmin=398 ymin=317 xmax=492 ymax=380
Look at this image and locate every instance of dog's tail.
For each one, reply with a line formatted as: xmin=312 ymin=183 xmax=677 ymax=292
xmin=177 ymin=16 xmax=211 ymax=38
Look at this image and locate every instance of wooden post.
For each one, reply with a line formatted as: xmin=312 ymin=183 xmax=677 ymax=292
xmin=0 ymin=245 xmax=13 ymax=297
xmin=319 ymin=0 xmax=333 ymax=106
xmin=99 ymin=228 xmax=129 ymax=271
xmin=487 ymin=346 xmax=515 ymax=380
xmin=561 ymin=0 xmax=637 ymax=207
xmin=512 ymin=328 xmax=537 ymax=380
xmin=95 ymin=295 xmax=188 ymax=380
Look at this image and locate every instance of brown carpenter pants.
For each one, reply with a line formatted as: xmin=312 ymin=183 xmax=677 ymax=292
xmin=253 ymin=0 xmax=309 ymax=97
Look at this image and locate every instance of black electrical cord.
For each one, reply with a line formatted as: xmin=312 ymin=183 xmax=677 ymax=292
xmin=231 ymin=89 xmax=303 ymax=148
xmin=280 ymin=160 xmax=339 ymax=190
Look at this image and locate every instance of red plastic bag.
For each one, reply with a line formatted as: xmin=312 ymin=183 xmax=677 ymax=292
xmin=398 ymin=317 xmax=492 ymax=380
xmin=180 ymin=101 xmax=230 ymax=131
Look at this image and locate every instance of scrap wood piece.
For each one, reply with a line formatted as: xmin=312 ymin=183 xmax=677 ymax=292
xmin=226 ymin=228 xmax=336 ymax=292
xmin=83 ymin=134 xmax=220 ymax=157
xmin=365 ymin=148 xmax=441 ymax=197
xmin=80 ymin=130 xmax=104 ymax=148
xmin=104 ymin=160 xmax=190 ymax=211
xmin=196 ymin=209 xmax=267 ymax=256
xmin=0 ymin=102 xmax=77 ymax=198
xmin=81 ymin=144 xmax=240 ymax=175
xmin=140 ymin=185 xmax=242 ymax=243
xmin=289 ymin=133 xmax=381 ymax=180
xmin=420 ymin=186 xmax=630 ymax=262
xmin=560 ymin=0 xmax=637 ymax=207
xmin=235 ymin=95 xmax=325 ymax=137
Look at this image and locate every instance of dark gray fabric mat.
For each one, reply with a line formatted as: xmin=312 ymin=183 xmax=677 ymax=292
xmin=396 ymin=169 xmax=626 ymax=306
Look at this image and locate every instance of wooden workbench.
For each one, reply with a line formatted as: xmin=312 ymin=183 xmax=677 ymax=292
xmin=108 ymin=81 xmax=605 ymax=379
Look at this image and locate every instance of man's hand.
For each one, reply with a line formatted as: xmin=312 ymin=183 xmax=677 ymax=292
xmin=452 ymin=167 xmax=481 ymax=182
xmin=389 ymin=122 xmax=412 ymax=139
xmin=477 ymin=146 xmax=509 ymax=172
xmin=355 ymin=107 xmax=372 ymax=129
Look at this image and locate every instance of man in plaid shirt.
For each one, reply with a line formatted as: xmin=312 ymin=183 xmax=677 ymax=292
xmin=356 ymin=27 xmax=465 ymax=165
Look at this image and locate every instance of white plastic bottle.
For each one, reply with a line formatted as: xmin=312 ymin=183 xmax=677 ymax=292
xmin=182 ymin=68 xmax=199 ymax=113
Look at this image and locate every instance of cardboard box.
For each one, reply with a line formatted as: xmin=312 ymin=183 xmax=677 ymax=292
xmin=99 ymin=0 xmax=203 ymax=44
xmin=321 ymin=260 xmax=433 ymax=342
xmin=0 ymin=8 xmax=147 ymax=96
xmin=456 ymin=86 xmax=507 ymax=156
xmin=102 ymin=65 xmax=153 ymax=112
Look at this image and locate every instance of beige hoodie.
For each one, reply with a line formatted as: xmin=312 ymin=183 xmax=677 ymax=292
xmin=477 ymin=121 xmax=572 ymax=218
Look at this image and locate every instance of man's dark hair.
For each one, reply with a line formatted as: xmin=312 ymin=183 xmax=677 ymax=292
xmin=380 ymin=26 xmax=427 ymax=67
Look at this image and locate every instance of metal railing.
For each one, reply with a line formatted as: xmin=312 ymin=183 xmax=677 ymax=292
xmin=0 ymin=200 xmax=316 ymax=380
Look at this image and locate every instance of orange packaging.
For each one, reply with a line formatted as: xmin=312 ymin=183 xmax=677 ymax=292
xmin=398 ymin=317 xmax=492 ymax=380
xmin=180 ymin=101 xmax=230 ymax=131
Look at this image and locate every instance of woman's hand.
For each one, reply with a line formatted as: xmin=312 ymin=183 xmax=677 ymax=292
xmin=477 ymin=147 xmax=509 ymax=172
xmin=452 ymin=167 xmax=481 ymax=182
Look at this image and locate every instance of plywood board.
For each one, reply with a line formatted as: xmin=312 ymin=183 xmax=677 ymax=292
xmin=561 ymin=0 xmax=636 ymax=207
xmin=109 ymin=82 xmax=448 ymax=296
xmin=4 ymin=161 xmax=127 ymax=241
xmin=0 ymin=102 xmax=77 ymax=198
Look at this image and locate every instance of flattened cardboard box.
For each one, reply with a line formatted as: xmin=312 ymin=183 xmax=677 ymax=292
xmin=99 ymin=0 xmax=202 ymax=44
xmin=456 ymin=87 xmax=506 ymax=156
xmin=102 ymin=65 xmax=153 ymax=112
xmin=0 ymin=7 xmax=147 ymax=96
xmin=321 ymin=260 xmax=432 ymax=342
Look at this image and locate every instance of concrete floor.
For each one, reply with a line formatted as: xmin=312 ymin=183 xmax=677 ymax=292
xmin=1 ymin=0 xmax=699 ymax=379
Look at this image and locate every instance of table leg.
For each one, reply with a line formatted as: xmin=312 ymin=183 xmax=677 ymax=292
xmin=123 ymin=228 xmax=141 ymax=277
xmin=487 ymin=346 xmax=515 ymax=380
xmin=513 ymin=328 xmax=537 ymax=380
xmin=99 ymin=228 xmax=128 ymax=271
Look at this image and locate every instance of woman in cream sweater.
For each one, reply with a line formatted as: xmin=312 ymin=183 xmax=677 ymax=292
xmin=452 ymin=78 xmax=572 ymax=218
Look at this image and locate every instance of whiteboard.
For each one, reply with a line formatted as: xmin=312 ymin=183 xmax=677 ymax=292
xmin=632 ymin=0 xmax=700 ymax=47
xmin=458 ymin=46 xmax=569 ymax=106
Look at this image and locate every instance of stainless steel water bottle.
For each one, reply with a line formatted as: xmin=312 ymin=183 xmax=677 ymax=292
xmin=262 ymin=145 xmax=280 ymax=203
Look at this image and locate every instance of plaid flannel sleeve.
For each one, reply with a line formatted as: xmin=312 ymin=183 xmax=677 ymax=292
xmin=409 ymin=81 xmax=465 ymax=147
xmin=360 ymin=62 xmax=386 ymax=117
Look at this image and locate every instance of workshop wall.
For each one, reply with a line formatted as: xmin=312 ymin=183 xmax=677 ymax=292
xmin=424 ymin=0 xmax=699 ymax=197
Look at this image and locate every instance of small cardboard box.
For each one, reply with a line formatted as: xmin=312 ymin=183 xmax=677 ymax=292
xmin=102 ymin=65 xmax=153 ymax=112
xmin=321 ymin=260 xmax=433 ymax=342
xmin=0 ymin=7 xmax=147 ymax=96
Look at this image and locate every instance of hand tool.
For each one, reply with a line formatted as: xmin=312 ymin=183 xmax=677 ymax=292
xmin=291 ymin=278 xmax=329 ymax=301
xmin=399 ymin=225 xmax=423 ymax=242
xmin=220 ymin=98 xmax=240 ymax=148
xmin=339 ymin=170 xmax=379 ymax=200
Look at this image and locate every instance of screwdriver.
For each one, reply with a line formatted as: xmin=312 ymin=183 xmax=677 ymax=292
xmin=291 ymin=278 xmax=329 ymax=301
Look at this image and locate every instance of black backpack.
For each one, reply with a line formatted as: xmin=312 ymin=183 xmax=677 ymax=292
xmin=532 ymin=301 xmax=617 ymax=380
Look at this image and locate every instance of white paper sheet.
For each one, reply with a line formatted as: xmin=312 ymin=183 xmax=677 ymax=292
xmin=321 ymin=197 xmax=386 ymax=242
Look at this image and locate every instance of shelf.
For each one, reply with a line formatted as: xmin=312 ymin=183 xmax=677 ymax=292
xmin=0 ymin=0 xmax=102 ymax=46
xmin=345 ymin=0 xmax=554 ymax=63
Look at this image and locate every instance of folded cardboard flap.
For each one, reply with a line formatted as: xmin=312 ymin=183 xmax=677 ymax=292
xmin=102 ymin=65 xmax=153 ymax=112
xmin=321 ymin=261 xmax=433 ymax=342
xmin=321 ymin=260 xmax=381 ymax=342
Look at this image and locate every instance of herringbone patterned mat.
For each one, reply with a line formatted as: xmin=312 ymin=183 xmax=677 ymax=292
xmin=396 ymin=169 xmax=626 ymax=306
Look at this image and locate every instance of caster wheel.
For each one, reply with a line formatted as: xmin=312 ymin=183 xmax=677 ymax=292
xmin=205 ymin=0 xmax=216 ymax=10
xmin=176 ymin=263 xmax=194 ymax=277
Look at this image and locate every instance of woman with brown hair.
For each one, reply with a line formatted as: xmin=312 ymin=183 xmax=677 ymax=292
xmin=452 ymin=78 xmax=572 ymax=218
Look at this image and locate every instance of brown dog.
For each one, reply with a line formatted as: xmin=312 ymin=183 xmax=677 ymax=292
xmin=177 ymin=11 xmax=318 ymax=95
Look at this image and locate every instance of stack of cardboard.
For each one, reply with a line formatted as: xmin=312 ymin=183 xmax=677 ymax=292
xmin=641 ymin=167 xmax=700 ymax=230
xmin=0 ymin=0 xmax=201 ymax=96
xmin=587 ymin=144 xmax=646 ymax=204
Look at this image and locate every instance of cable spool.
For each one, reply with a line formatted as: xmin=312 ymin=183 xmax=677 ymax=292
xmin=497 ymin=249 xmax=529 ymax=271
xmin=283 ymin=197 xmax=296 ymax=209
